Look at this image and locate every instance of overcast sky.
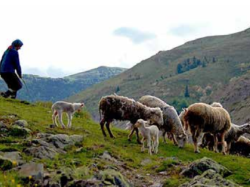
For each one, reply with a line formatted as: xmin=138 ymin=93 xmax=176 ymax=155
xmin=1 ymin=0 xmax=250 ymax=78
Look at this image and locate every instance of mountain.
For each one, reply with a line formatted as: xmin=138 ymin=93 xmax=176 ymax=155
xmin=0 ymin=66 xmax=126 ymax=102
xmin=67 ymin=28 xmax=250 ymax=123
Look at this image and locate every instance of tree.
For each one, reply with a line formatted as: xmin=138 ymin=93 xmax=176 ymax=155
xmin=184 ymin=85 xmax=190 ymax=97
xmin=115 ymin=86 xmax=120 ymax=93
xmin=177 ymin=64 xmax=183 ymax=74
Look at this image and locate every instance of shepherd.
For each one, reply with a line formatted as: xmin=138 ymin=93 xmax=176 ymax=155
xmin=0 ymin=39 xmax=23 ymax=99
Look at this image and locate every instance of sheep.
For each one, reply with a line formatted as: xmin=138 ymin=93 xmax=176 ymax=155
xmin=230 ymin=136 xmax=250 ymax=157
xmin=201 ymin=123 xmax=250 ymax=153
xmin=138 ymin=95 xmax=187 ymax=148
xmin=99 ymin=95 xmax=163 ymax=143
xmin=51 ymin=101 xmax=84 ymax=128
xmin=134 ymin=119 xmax=159 ymax=155
xmin=183 ymin=102 xmax=231 ymax=154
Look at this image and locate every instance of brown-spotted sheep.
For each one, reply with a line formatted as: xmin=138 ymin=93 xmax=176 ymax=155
xmin=99 ymin=95 xmax=163 ymax=143
xmin=138 ymin=95 xmax=187 ymax=148
xmin=183 ymin=102 xmax=231 ymax=154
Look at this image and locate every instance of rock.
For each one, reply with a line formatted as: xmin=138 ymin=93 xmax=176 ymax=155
xmin=68 ymin=179 xmax=101 ymax=187
xmin=0 ymin=155 xmax=13 ymax=170
xmin=141 ymin=158 xmax=152 ymax=166
xmin=13 ymin=120 xmax=28 ymax=127
xmin=180 ymin=169 xmax=240 ymax=187
xmin=97 ymin=169 xmax=132 ymax=187
xmin=9 ymin=125 xmax=31 ymax=137
xmin=0 ymin=121 xmax=8 ymax=132
xmin=24 ymin=146 xmax=58 ymax=159
xmin=149 ymin=183 xmax=163 ymax=187
xmin=181 ymin=157 xmax=232 ymax=178
xmin=0 ymin=151 xmax=24 ymax=165
xmin=18 ymin=162 xmax=44 ymax=180
xmin=48 ymin=134 xmax=83 ymax=149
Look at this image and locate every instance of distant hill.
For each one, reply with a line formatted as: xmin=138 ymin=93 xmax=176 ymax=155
xmin=0 ymin=66 xmax=126 ymax=102
xmin=67 ymin=28 xmax=250 ymax=124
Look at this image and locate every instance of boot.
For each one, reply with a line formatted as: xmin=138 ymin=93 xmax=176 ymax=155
xmin=10 ymin=91 xmax=17 ymax=99
xmin=1 ymin=90 xmax=11 ymax=98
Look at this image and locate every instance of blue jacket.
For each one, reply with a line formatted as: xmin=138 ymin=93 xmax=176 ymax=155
xmin=0 ymin=49 xmax=22 ymax=77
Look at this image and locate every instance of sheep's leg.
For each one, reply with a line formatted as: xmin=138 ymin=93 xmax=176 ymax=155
xmin=147 ymin=137 xmax=152 ymax=155
xmin=100 ymin=119 xmax=107 ymax=137
xmin=58 ymin=112 xmax=66 ymax=128
xmin=67 ymin=113 xmax=73 ymax=128
xmin=227 ymin=141 xmax=231 ymax=154
xmin=135 ymin=127 xmax=142 ymax=144
xmin=154 ymin=135 xmax=159 ymax=154
xmin=128 ymin=126 xmax=135 ymax=141
xmin=52 ymin=110 xmax=58 ymax=127
xmin=172 ymin=135 xmax=178 ymax=146
xmin=141 ymin=137 xmax=145 ymax=152
xmin=213 ymin=135 xmax=219 ymax=153
xmin=220 ymin=132 xmax=227 ymax=155
xmin=106 ymin=120 xmax=115 ymax=138
xmin=191 ymin=128 xmax=200 ymax=153
xmin=162 ymin=130 xmax=167 ymax=144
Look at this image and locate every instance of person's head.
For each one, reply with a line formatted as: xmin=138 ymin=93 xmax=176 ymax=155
xmin=12 ymin=39 xmax=23 ymax=50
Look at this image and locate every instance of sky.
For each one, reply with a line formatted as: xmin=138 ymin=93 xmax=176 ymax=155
xmin=0 ymin=0 xmax=250 ymax=78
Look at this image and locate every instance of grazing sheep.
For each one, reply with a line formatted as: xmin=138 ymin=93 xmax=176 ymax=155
xmin=139 ymin=95 xmax=187 ymax=148
xmin=200 ymin=133 xmax=214 ymax=151
xmin=99 ymin=95 xmax=163 ymax=143
xmin=134 ymin=119 xmax=159 ymax=155
xmin=201 ymin=123 xmax=250 ymax=153
xmin=52 ymin=101 xmax=84 ymax=128
xmin=183 ymin=102 xmax=231 ymax=154
xmin=230 ymin=136 xmax=250 ymax=157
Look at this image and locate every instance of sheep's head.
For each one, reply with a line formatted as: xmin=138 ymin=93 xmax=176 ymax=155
xmin=149 ymin=107 xmax=163 ymax=126
xmin=134 ymin=119 xmax=145 ymax=128
xmin=243 ymin=123 xmax=250 ymax=134
xmin=211 ymin=102 xmax=223 ymax=108
xmin=176 ymin=133 xmax=188 ymax=148
xmin=74 ymin=102 xmax=85 ymax=112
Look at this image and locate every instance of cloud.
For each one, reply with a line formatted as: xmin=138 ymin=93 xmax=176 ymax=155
xmin=169 ymin=25 xmax=198 ymax=37
xmin=113 ymin=27 xmax=156 ymax=44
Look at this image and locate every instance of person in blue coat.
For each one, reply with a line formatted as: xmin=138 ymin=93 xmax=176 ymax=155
xmin=0 ymin=39 xmax=23 ymax=99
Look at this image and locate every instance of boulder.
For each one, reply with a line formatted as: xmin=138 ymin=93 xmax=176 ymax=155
xmin=18 ymin=162 xmax=44 ymax=180
xmin=180 ymin=169 xmax=240 ymax=187
xmin=24 ymin=146 xmax=58 ymax=159
xmin=96 ymin=169 xmax=132 ymax=187
xmin=0 ymin=155 xmax=13 ymax=170
xmin=9 ymin=125 xmax=31 ymax=137
xmin=0 ymin=151 xmax=24 ymax=165
xmin=13 ymin=120 xmax=29 ymax=128
xmin=181 ymin=157 xmax=232 ymax=178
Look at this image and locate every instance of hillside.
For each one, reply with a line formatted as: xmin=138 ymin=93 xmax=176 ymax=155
xmin=0 ymin=98 xmax=250 ymax=186
xmin=67 ymin=28 xmax=250 ymax=123
xmin=0 ymin=66 xmax=126 ymax=102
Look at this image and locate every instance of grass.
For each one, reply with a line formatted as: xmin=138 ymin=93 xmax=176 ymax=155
xmin=1 ymin=97 xmax=250 ymax=186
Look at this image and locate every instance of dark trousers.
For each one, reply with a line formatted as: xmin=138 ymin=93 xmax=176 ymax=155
xmin=0 ymin=72 xmax=22 ymax=91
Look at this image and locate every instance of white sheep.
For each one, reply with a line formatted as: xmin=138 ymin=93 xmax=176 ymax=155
xmin=134 ymin=119 xmax=159 ymax=155
xmin=51 ymin=101 xmax=84 ymax=128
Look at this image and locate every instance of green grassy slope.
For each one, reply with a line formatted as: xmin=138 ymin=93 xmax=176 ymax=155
xmin=1 ymin=98 xmax=250 ymax=186
xmin=68 ymin=28 xmax=250 ymax=120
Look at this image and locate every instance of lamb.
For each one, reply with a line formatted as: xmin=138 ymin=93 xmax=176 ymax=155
xmin=201 ymin=123 xmax=250 ymax=153
xmin=99 ymin=95 xmax=163 ymax=143
xmin=138 ymin=95 xmax=187 ymax=148
xmin=230 ymin=136 xmax=250 ymax=157
xmin=134 ymin=119 xmax=159 ymax=155
xmin=183 ymin=102 xmax=231 ymax=154
xmin=51 ymin=101 xmax=84 ymax=128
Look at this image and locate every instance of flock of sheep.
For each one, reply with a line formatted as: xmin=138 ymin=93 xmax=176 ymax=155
xmin=98 ymin=94 xmax=250 ymax=156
